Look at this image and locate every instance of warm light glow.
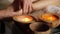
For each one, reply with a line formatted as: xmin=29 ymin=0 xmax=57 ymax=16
xmin=38 ymin=14 xmax=58 ymax=21
xmin=42 ymin=14 xmax=57 ymax=21
xmin=13 ymin=15 xmax=33 ymax=23
xmin=23 ymin=18 xmax=32 ymax=22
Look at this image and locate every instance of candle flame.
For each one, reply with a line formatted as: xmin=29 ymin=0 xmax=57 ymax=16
xmin=42 ymin=14 xmax=57 ymax=21
xmin=13 ymin=15 xmax=33 ymax=23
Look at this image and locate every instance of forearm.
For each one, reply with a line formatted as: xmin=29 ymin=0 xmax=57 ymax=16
xmin=0 ymin=8 xmax=23 ymax=19
xmin=32 ymin=0 xmax=60 ymax=10
xmin=0 ymin=10 xmax=13 ymax=19
xmin=0 ymin=6 xmax=14 ymax=19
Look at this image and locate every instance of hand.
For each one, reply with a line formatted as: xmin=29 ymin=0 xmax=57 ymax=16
xmin=23 ymin=0 xmax=33 ymax=14
xmin=5 ymin=7 xmax=23 ymax=17
xmin=0 ymin=6 xmax=23 ymax=19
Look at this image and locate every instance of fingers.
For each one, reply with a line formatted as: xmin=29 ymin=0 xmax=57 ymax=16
xmin=31 ymin=0 xmax=38 ymax=3
xmin=23 ymin=0 xmax=33 ymax=14
xmin=19 ymin=0 xmax=33 ymax=14
xmin=15 ymin=9 xmax=23 ymax=15
xmin=23 ymin=0 xmax=29 ymax=14
xmin=10 ymin=9 xmax=22 ymax=17
xmin=28 ymin=6 xmax=33 ymax=14
xmin=28 ymin=0 xmax=33 ymax=14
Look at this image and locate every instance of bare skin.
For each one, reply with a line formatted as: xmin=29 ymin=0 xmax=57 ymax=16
xmin=0 ymin=6 xmax=22 ymax=19
xmin=0 ymin=0 xmax=33 ymax=19
xmin=0 ymin=0 xmax=36 ymax=19
xmin=32 ymin=0 xmax=60 ymax=10
xmin=0 ymin=0 xmax=60 ymax=19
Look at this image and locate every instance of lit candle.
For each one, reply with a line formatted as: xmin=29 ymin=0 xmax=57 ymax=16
xmin=38 ymin=14 xmax=58 ymax=22
xmin=13 ymin=15 xmax=34 ymax=24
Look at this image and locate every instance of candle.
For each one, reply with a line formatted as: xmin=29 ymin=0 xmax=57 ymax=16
xmin=38 ymin=14 xmax=58 ymax=22
xmin=13 ymin=15 xmax=34 ymax=24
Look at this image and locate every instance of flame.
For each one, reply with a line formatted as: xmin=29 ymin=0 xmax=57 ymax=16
xmin=39 ymin=14 xmax=58 ymax=21
xmin=13 ymin=15 xmax=33 ymax=23
xmin=22 ymin=17 xmax=33 ymax=22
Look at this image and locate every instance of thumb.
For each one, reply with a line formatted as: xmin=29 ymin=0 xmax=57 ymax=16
xmin=15 ymin=9 xmax=23 ymax=15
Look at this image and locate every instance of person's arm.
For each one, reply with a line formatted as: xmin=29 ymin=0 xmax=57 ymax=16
xmin=32 ymin=0 xmax=60 ymax=10
xmin=0 ymin=6 xmax=22 ymax=19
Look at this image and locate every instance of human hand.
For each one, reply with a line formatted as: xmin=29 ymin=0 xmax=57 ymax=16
xmin=0 ymin=6 xmax=23 ymax=19
xmin=23 ymin=0 xmax=33 ymax=14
